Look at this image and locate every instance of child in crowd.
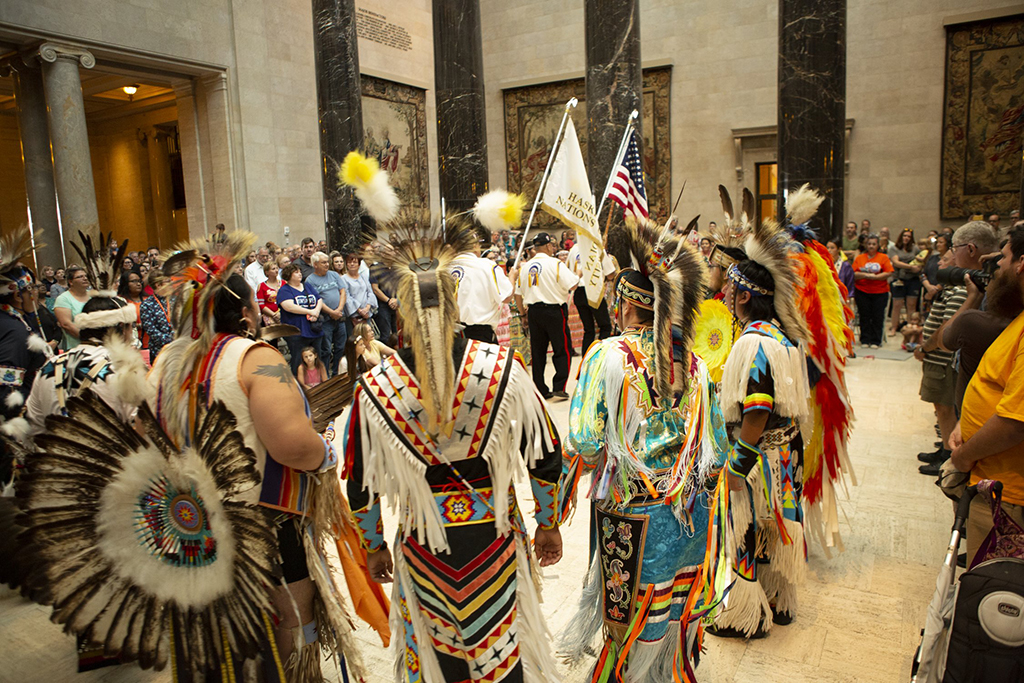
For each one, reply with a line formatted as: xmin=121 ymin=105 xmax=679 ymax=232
xmin=910 ymin=238 xmax=931 ymax=270
xmin=354 ymin=322 xmax=395 ymax=368
xmin=296 ymin=345 xmax=327 ymax=391
xmin=900 ymin=312 xmax=924 ymax=352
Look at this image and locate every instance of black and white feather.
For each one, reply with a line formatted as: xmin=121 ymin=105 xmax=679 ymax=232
xmin=72 ymin=230 xmax=127 ymax=296
xmin=15 ymin=391 xmax=280 ymax=673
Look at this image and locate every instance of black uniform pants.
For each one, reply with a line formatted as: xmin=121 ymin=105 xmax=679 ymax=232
xmin=573 ymin=286 xmax=611 ymax=355
xmin=527 ymin=302 xmax=570 ymax=395
xmin=462 ymin=324 xmax=497 ymax=344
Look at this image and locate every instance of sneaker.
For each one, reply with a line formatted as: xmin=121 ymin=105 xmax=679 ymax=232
xmin=870 ymin=344 xmax=880 ymax=349
xmin=918 ymin=448 xmax=948 ymax=464
xmin=919 ymin=455 xmax=949 ymax=476
xmin=550 ymin=390 xmax=570 ymax=401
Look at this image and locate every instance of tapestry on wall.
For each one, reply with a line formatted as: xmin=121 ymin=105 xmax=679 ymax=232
xmin=503 ymin=67 xmax=671 ymax=232
xmin=941 ymin=16 xmax=1024 ymax=219
xmin=361 ymin=75 xmax=429 ymax=210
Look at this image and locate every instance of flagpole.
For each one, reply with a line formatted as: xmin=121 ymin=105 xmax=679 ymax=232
xmin=594 ymin=109 xmax=639 ymax=226
xmin=513 ymin=97 xmax=578 ymax=268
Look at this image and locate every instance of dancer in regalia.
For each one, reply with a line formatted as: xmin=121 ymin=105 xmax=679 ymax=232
xmin=558 ymin=218 xmax=729 ymax=683
xmin=11 ymin=229 xmax=365 ymax=682
xmin=339 ymin=152 xmax=564 ymax=683
xmin=704 ymin=207 xmax=812 ymax=640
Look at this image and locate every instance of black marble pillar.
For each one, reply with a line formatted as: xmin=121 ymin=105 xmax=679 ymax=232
xmin=432 ymin=0 xmax=488 ymax=214
xmin=585 ymin=0 xmax=642 ymax=215
xmin=777 ymin=0 xmax=846 ymax=240
xmin=311 ymin=0 xmax=364 ymax=250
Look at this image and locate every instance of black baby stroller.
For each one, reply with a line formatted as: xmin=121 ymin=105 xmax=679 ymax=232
xmin=912 ymin=481 xmax=1024 ymax=682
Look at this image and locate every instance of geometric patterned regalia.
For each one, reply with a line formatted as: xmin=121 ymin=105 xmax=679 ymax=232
xmin=343 ymin=338 xmax=563 ymax=683
xmin=711 ymin=319 xmax=810 ymax=636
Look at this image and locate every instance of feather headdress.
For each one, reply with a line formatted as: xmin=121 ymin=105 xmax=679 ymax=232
xmin=707 ymin=186 xmax=753 ymax=269
xmin=375 ymin=211 xmax=477 ymax=434
xmin=608 ymin=218 xmax=708 ymax=404
xmin=157 ymin=230 xmax=257 ymax=439
xmin=0 ymin=226 xmax=38 ymax=294
xmin=780 ymin=184 xmax=856 ymax=554
xmin=738 ymin=218 xmax=809 ymax=344
xmin=71 ymin=230 xmax=126 ymax=297
xmin=68 ymin=231 xmax=137 ymax=331
xmin=338 ymin=151 xmax=400 ymax=223
xmin=472 ymin=190 xmax=527 ymax=232
xmin=14 ymin=390 xmax=280 ymax=673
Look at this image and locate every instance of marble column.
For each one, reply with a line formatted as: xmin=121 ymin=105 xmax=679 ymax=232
xmin=777 ymin=0 xmax=846 ymax=240
xmin=585 ymin=0 xmax=642 ymax=210
xmin=9 ymin=60 xmax=64 ymax=269
xmin=145 ymin=129 xmax=176 ymax=249
xmin=171 ymin=79 xmax=210 ymax=239
xmin=37 ymin=42 xmax=100 ymax=256
xmin=433 ymin=0 xmax=488 ymax=214
xmin=199 ymin=73 xmax=239 ymax=231
xmin=311 ymin=0 xmax=363 ymax=250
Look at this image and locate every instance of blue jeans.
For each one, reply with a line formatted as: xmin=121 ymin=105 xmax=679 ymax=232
xmin=320 ymin=316 xmax=347 ymax=377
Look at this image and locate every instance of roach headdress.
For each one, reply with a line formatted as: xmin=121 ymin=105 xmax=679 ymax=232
xmin=375 ymin=211 xmax=478 ymax=434
xmin=69 ymin=231 xmax=137 ymax=331
xmin=0 ymin=226 xmax=38 ymax=297
xmin=707 ymin=185 xmax=753 ymax=270
xmin=156 ymin=230 xmax=257 ymax=440
xmin=608 ymin=218 xmax=708 ymax=403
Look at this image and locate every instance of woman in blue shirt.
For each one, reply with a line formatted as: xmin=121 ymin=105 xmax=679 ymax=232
xmin=277 ymin=264 xmax=324 ymax=373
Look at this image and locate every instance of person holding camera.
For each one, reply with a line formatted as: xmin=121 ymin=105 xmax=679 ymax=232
xmin=949 ymin=225 xmax=1024 ymax=566
xmin=916 ymin=221 xmax=998 ymax=475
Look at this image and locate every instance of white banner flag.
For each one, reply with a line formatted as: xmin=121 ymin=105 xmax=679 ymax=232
xmin=540 ymin=120 xmax=606 ymax=308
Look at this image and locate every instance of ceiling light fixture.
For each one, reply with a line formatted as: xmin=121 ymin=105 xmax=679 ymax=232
xmin=122 ymin=84 xmax=139 ymax=102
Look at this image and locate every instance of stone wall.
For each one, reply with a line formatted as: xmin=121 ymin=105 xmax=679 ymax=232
xmin=479 ymin=0 xmax=1021 ymax=234
xmin=0 ymin=0 xmax=325 ymax=247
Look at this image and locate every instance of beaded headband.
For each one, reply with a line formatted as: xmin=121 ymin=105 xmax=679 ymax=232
xmin=727 ymin=263 xmax=773 ymax=296
xmin=615 ymin=269 xmax=655 ymax=311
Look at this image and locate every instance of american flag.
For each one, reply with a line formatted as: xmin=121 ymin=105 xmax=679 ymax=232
xmin=607 ymin=130 xmax=648 ymax=220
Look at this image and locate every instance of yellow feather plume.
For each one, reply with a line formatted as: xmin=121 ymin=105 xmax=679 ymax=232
xmin=338 ymin=151 xmax=400 ymax=222
xmin=472 ymin=190 xmax=527 ymax=232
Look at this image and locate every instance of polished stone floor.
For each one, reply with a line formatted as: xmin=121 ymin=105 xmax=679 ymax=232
xmin=0 ymin=338 xmax=951 ymax=682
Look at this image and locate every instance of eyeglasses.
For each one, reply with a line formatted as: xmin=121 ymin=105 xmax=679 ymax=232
xmin=950 ymin=243 xmax=973 ymax=252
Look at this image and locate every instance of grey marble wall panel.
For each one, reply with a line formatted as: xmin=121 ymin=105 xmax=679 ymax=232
xmin=777 ymin=0 xmax=846 ymax=239
xmin=311 ymin=0 xmax=364 ymax=250
xmin=585 ymin=0 xmax=642 ymax=216
xmin=433 ymin=0 xmax=489 ymax=214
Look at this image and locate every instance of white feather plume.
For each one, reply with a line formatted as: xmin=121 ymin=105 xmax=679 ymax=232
xmin=472 ymin=190 xmax=527 ymax=232
xmin=104 ymin=332 xmax=155 ymax=408
xmin=26 ymin=333 xmax=52 ymax=357
xmin=1 ymin=416 xmax=30 ymax=442
xmin=785 ymin=183 xmax=825 ymax=227
xmin=5 ymin=391 xmax=23 ymax=409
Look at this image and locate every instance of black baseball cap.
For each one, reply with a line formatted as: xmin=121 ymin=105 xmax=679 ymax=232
xmin=532 ymin=232 xmax=554 ymax=247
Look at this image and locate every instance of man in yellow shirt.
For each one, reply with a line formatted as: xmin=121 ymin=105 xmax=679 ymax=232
xmin=951 ymin=226 xmax=1024 ymax=564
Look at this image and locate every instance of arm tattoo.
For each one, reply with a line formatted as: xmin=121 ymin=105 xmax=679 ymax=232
xmin=253 ymin=363 xmax=295 ymax=384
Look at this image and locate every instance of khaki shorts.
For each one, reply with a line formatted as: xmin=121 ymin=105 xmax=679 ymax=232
xmin=920 ymin=361 xmax=956 ymax=406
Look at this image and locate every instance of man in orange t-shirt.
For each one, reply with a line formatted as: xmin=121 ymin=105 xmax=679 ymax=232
xmin=951 ymin=226 xmax=1024 ymax=564
xmin=851 ymin=235 xmax=894 ymax=347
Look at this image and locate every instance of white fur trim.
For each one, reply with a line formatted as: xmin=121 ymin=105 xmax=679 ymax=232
xmin=95 ymin=446 xmax=237 ymax=608
xmin=720 ymin=332 xmax=809 ymax=424
xmin=76 ymin=305 xmax=136 ymax=331
xmin=714 ymin=573 xmax=772 ymax=636
xmin=5 ymin=391 xmax=23 ymax=409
